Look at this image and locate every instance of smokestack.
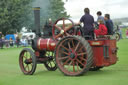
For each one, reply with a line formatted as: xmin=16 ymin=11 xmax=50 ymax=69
xmin=33 ymin=7 xmax=41 ymax=37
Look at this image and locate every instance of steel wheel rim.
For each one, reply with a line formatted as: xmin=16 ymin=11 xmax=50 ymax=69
xmin=56 ymin=37 xmax=88 ymax=75
xmin=115 ymin=33 xmax=120 ymax=41
xmin=19 ymin=50 xmax=34 ymax=74
xmin=52 ymin=18 xmax=74 ymax=40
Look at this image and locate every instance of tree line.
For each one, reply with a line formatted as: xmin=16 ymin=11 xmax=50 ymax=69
xmin=0 ymin=0 xmax=69 ymax=35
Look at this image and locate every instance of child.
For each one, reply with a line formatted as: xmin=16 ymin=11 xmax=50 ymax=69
xmin=126 ymin=29 xmax=128 ymax=38
xmin=94 ymin=19 xmax=108 ymax=36
xmin=9 ymin=37 xmax=13 ymax=47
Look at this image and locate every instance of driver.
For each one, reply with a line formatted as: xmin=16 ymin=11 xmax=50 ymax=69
xmin=76 ymin=8 xmax=94 ymax=39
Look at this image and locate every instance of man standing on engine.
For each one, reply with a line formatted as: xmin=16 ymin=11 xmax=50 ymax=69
xmin=77 ymin=8 xmax=94 ymax=39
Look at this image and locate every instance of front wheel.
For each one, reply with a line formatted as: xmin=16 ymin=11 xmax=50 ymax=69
xmin=19 ymin=48 xmax=37 ymax=75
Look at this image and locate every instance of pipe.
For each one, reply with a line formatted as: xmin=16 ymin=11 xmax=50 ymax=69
xmin=33 ymin=7 xmax=41 ymax=37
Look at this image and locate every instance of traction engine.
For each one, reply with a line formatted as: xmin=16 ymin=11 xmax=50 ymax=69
xmin=19 ymin=7 xmax=118 ymax=76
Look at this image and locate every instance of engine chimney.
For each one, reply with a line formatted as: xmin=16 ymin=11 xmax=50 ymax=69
xmin=33 ymin=7 xmax=41 ymax=37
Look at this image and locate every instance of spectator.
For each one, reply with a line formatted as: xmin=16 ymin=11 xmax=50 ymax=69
xmin=77 ymin=8 xmax=94 ymax=39
xmin=117 ymin=25 xmax=123 ymax=39
xmin=16 ymin=36 xmax=20 ymax=47
xmin=5 ymin=39 xmax=10 ymax=48
xmin=9 ymin=37 xmax=13 ymax=47
xmin=126 ymin=29 xmax=128 ymax=39
xmin=21 ymin=37 xmax=28 ymax=47
xmin=0 ymin=32 xmax=2 ymax=39
xmin=0 ymin=32 xmax=4 ymax=49
xmin=94 ymin=19 xmax=108 ymax=36
xmin=104 ymin=14 xmax=114 ymax=35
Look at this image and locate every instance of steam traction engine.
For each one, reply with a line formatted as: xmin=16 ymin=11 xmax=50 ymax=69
xmin=19 ymin=7 xmax=118 ymax=76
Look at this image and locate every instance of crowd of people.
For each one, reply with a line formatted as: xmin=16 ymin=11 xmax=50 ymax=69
xmin=0 ymin=32 xmax=31 ymax=49
xmin=76 ymin=8 xmax=114 ymax=39
xmin=77 ymin=8 xmax=128 ymax=40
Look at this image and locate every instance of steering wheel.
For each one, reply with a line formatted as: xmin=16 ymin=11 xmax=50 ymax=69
xmin=52 ymin=18 xmax=82 ymax=40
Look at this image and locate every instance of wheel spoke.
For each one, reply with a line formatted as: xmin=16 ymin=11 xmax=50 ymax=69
xmin=48 ymin=52 xmax=50 ymax=57
xmin=62 ymin=51 xmax=69 ymax=56
xmin=47 ymin=61 xmax=50 ymax=65
xmin=52 ymin=59 xmax=56 ymax=64
xmin=27 ymin=65 xmax=30 ymax=72
xmin=52 ymin=52 xmax=54 ymax=57
xmin=55 ymin=25 xmax=62 ymax=31
xmin=25 ymin=65 xmax=28 ymax=71
xmin=63 ymin=19 xmax=65 ymax=29
xmin=68 ymin=42 xmax=71 ymax=49
xmin=49 ymin=62 xmax=53 ymax=67
xmin=78 ymin=46 xmax=84 ymax=52
xmin=77 ymin=52 xmax=87 ymax=56
xmin=65 ymin=32 xmax=70 ymax=36
xmin=61 ymin=45 xmax=69 ymax=51
xmin=55 ymin=33 xmax=62 ymax=39
xmin=80 ymin=57 xmax=87 ymax=62
xmin=71 ymin=39 xmax=75 ymax=49
xmin=76 ymin=62 xmax=80 ymax=71
xmin=23 ymin=56 xmax=27 ymax=59
xmin=25 ymin=52 xmax=28 ymax=59
xmin=58 ymin=56 xmax=69 ymax=60
xmin=31 ymin=63 xmax=33 ymax=67
xmin=65 ymin=25 xmax=73 ymax=32
xmin=67 ymin=61 xmax=72 ymax=70
xmin=75 ymin=42 xmax=80 ymax=52
xmin=63 ymin=58 xmax=71 ymax=66
xmin=76 ymin=59 xmax=85 ymax=67
xmin=73 ymin=61 xmax=75 ymax=72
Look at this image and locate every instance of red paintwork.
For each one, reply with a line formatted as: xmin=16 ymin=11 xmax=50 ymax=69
xmin=88 ymin=39 xmax=118 ymax=67
xmin=37 ymin=38 xmax=56 ymax=51
xmin=36 ymin=37 xmax=118 ymax=67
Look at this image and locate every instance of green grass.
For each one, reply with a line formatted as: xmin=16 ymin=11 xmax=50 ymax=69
xmin=0 ymin=38 xmax=128 ymax=85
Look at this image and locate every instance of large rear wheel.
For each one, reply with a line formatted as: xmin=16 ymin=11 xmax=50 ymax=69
xmin=55 ymin=36 xmax=93 ymax=76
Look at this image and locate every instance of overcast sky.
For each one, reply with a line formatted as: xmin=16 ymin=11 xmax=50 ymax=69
xmin=63 ymin=0 xmax=128 ymax=21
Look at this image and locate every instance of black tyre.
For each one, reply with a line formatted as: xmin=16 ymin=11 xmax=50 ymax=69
xmin=113 ymin=33 xmax=120 ymax=41
xmin=19 ymin=48 xmax=37 ymax=75
xmin=55 ymin=36 xmax=93 ymax=76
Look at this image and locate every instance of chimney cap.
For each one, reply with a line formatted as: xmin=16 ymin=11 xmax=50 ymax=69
xmin=33 ymin=7 xmax=40 ymax=10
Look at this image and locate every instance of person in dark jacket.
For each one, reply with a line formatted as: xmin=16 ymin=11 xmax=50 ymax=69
xmin=77 ymin=8 xmax=94 ymax=39
xmin=104 ymin=14 xmax=114 ymax=35
xmin=0 ymin=32 xmax=3 ymax=49
xmin=0 ymin=32 xmax=2 ymax=39
xmin=16 ymin=36 xmax=20 ymax=47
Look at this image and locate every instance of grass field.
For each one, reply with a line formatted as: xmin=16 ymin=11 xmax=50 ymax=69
xmin=0 ymin=30 xmax=128 ymax=85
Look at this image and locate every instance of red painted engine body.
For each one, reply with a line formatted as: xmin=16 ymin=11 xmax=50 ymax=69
xmin=36 ymin=38 xmax=56 ymax=51
xmin=36 ymin=38 xmax=118 ymax=67
xmin=89 ymin=40 xmax=118 ymax=67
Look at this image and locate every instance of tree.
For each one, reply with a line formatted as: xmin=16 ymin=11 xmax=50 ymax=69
xmin=0 ymin=0 xmax=33 ymax=35
xmin=48 ymin=0 xmax=70 ymax=22
xmin=0 ymin=0 xmax=69 ymax=35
